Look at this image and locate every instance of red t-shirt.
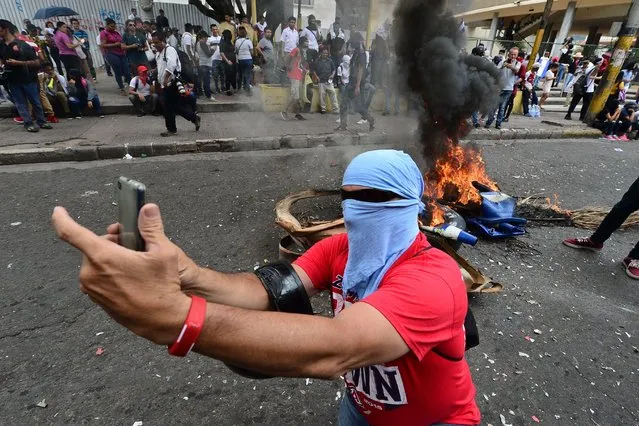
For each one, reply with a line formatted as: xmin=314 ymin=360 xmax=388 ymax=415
xmin=287 ymin=47 xmax=304 ymax=81
xmin=294 ymin=233 xmax=480 ymax=426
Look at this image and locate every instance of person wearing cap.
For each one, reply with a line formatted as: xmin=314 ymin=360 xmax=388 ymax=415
xmin=562 ymin=51 xmax=583 ymax=97
xmin=51 ymin=149 xmax=481 ymax=425
xmin=300 ymin=14 xmax=322 ymax=63
xmin=128 ymin=64 xmax=157 ymax=116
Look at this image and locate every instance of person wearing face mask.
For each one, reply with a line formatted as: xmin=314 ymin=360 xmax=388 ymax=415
xmin=52 ymin=149 xmax=481 ymax=426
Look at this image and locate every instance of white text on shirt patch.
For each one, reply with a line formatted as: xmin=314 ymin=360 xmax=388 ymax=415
xmin=345 ymin=365 xmax=408 ymax=407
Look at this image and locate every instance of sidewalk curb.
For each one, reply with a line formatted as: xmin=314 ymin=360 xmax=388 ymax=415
xmin=0 ymin=127 xmax=603 ymax=166
xmin=0 ymin=132 xmax=392 ymax=165
xmin=0 ymin=101 xmax=260 ymax=118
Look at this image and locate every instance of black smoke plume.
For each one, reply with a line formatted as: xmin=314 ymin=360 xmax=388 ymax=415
xmin=393 ymin=0 xmax=502 ymax=160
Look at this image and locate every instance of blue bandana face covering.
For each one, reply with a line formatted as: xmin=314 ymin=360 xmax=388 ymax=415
xmin=341 ymin=150 xmax=425 ymax=299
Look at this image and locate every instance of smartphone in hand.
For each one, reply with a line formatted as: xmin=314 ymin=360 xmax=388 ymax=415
xmin=117 ymin=177 xmax=146 ymax=251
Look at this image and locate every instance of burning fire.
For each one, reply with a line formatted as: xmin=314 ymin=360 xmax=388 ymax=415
xmin=425 ymin=139 xmax=497 ymax=225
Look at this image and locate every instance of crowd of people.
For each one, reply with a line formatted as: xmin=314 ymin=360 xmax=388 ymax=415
xmin=1 ymin=12 xmax=398 ymax=135
xmin=469 ymin=38 xmax=639 ymax=140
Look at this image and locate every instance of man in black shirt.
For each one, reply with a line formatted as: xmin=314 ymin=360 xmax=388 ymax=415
xmin=336 ymin=34 xmax=375 ymax=132
xmin=156 ymin=9 xmax=170 ymax=32
xmin=0 ymin=19 xmax=52 ymax=132
xmin=311 ymin=47 xmax=338 ymax=113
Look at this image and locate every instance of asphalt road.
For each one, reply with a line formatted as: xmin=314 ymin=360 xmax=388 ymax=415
xmin=1 ymin=140 xmax=638 ymax=425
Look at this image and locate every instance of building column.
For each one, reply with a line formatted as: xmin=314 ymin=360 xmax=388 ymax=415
xmin=583 ymin=26 xmax=601 ymax=57
xmin=550 ymin=1 xmax=577 ymax=58
xmin=486 ymin=13 xmax=499 ymax=57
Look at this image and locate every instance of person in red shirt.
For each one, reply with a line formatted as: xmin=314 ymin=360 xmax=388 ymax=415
xmin=51 ymin=149 xmax=481 ymax=425
xmin=282 ymin=36 xmax=309 ymax=121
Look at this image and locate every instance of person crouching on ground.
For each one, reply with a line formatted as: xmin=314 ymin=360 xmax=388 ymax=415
xmin=51 ymin=149 xmax=481 ymax=425
xmin=41 ymin=61 xmax=69 ymax=120
xmin=591 ymin=98 xmax=621 ymax=140
xmin=67 ymin=68 xmax=104 ymax=118
xmin=128 ymin=65 xmax=158 ymax=116
xmin=151 ymin=31 xmax=200 ymax=137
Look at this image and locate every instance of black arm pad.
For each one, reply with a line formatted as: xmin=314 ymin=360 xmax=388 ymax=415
xmin=223 ymin=262 xmax=314 ymax=380
xmin=255 ymin=261 xmax=314 ymax=315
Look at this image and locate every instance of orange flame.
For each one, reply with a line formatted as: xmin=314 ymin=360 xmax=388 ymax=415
xmin=424 ymin=139 xmax=497 ymax=224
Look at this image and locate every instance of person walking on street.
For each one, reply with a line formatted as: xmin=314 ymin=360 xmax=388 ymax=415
xmin=128 ymin=65 xmax=158 ymax=116
xmin=563 ymin=175 xmax=639 ymax=279
xmin=152 ymin=31 xmax=200 ymax=137
xmin=100 ymin=18 xmax=131 ymax=95
xmin=336 ymin=35 xmax=375 ymax=131
xmin=0 ymin=19 xmax=53 ymax=132
xmin=311 ymin=47 xmax=339 ymax=113
xmin=485 ymin=47 xmax=520 ymax=130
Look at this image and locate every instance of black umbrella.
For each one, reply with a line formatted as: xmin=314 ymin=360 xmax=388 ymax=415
xmin=33 ymin=6 xmax=79 ymax=20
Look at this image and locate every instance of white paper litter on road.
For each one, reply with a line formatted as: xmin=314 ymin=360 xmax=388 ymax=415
xmin=132 ymin=422 xmax=143 ymax=426
xmin=95 ymin=332 xmax=104 ymax=336
xmin=123 ymin=154 xmax=133 ymax=160
xmin=614 ymin=148 xmax=623 ymax=152
xmin=81 ymin=190 xmax=99 ymax=197
xmin=518 ymin=352 xmax=530 ymax=358
xmin=500 ymin=414 xmax=512 ymax=426
xmin=10 ymin=222 xmax=22 ymax=226
xmin=335 ymin=391 xmax=342 ymax=401
xmin=36 ymin=399 xmax=47 ymax=408
xmin=305 ymin=378 xmax=313 ymax=385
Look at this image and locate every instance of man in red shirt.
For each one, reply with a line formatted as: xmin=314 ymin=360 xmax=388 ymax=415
xmin=51 ymin=149 xmax=481 ymax=425
xmin=282 ymin=36 xmax=309 ymax=121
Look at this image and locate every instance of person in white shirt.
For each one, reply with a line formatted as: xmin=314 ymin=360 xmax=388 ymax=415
xmin=128 ymin=64 xmax=158 ymax=116
xmin=566 ymin=58 xmax=602 ymax=121
xmin=255 ymin=16 xmax=267 ymax=40
xmin=151 ymin=31 xmax=200 ymax=136
xmin=235 ymin=26 xmax=254 ymax=95
xmin=300 ymin=14 xmax=322 ymax=63
xmin=208 ymin=24 xmax=224 ymax=94
xmin=128 ymin=8 xmax=138 ymax=21
xmin=281 ymin=17 xmax=299 ymax=55
xmin=167 ymin=29 xmax=179 ymax=49
xmin=485 ymin=47 xmax=521 ymax=130
xmin=181 ymin=23 xmax=195 ymax=62
xmin=539 ymin=62 xmax=558 ymax=109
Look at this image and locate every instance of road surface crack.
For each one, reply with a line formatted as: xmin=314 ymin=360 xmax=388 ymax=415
xmin=0 ymin=305 xmax=94 ymax=340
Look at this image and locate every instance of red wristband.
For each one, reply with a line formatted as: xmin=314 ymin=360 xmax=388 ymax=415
xmin=168 ymin=296 xmax=207 ymax=357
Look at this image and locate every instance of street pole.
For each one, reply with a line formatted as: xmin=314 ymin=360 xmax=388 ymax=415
xmin=298 ymin=0 xmax=302 ymax=29
xmin=366 ymin=0 xmax=379 ymax=50
xmin=585 ymin=0 xmax=639 ymax=123
xmin=529 ymin=0 xmax=554 ymax=65
xmin=251 ymin=0 xmax=257 ymax=24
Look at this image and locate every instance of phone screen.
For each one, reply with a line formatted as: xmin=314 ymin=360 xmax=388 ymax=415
xmin=117 ymin=177 xmax=146 ymax=251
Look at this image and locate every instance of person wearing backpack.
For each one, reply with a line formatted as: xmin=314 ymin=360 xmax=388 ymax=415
xmin=152 ymin=31 xmax=200 ymax=137
xmin=565 ymin=58 xmax=601 ymax=121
